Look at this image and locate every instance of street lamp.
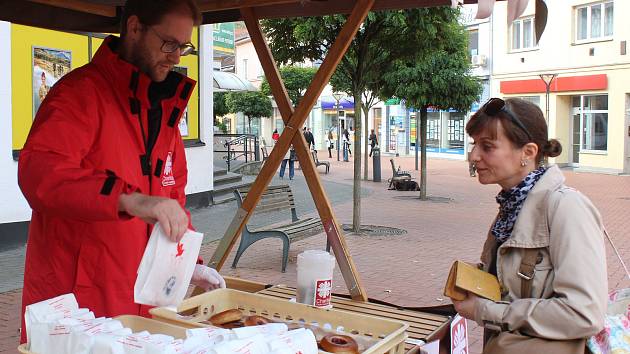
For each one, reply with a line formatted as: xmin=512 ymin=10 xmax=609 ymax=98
xmin=539 ymin=73 xmax=557 ymax=122
xmin=332 ymin=92 xmax=345 ymax=161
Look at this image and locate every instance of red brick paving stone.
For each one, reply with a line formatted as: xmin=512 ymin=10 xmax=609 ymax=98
xmin=0 ymin=289 xmax=22 ymax=354
xmin=3 ymin=156 xmax=629 ymax=354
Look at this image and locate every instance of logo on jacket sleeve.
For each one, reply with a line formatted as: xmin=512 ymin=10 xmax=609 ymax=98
xmin=162 ymin=151 xmax=176 ymax=186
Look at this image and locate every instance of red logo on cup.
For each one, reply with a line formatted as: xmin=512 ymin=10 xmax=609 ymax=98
xmin=314 ymin=279 xmax=332 ymax=307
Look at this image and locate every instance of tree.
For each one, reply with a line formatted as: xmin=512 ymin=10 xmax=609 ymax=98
xmin=225 ymin=91 xmax=273 ymax=134
xmin=213 ymin=92 xmax=229 ymax=123
xmin=262 ymin=7 xmax=468 ymax=231
xmin=379 ymin=8 xmax=482 ymax=200
xmin=261 ymin=65 xmax=317 ymax=107
xmin=263 ymin=11 xmax=425 ymax=232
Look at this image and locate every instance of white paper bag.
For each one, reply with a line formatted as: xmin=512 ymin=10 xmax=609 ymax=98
xmin=25 ymin=293 xmax=79 ymax=346
xmin=185 ymin=326 xmax=234 ymax=345
xmin=210 ymin=334 xmax=270 ymax=354
xmin=266 ymin=329 xmax=318 ymax=354
xmin=232 ymin=323 xmax=288 ymax=339
xmin=134 ymin=223 xmax=204 ymax=307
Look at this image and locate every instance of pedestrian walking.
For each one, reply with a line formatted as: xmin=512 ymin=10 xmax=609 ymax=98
xmin=368 ymin=129 xmax=378 ymax=157
xmin=326 ymin=130 xmax=334 ymax=158
xmin=279 ymin=145 xmax=296 ymax=180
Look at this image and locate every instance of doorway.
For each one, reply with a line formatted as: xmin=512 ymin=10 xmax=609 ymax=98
xmin=571 ymin=108 xmax=581 ymax=165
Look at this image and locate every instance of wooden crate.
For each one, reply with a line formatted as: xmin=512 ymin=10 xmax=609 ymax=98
xmin=257 ymin=286 xmax=451 ymax=353
xmin=150 ymin=288 xmax=409 ymax=354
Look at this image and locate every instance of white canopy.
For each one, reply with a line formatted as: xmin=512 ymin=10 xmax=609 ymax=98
xmin=213 ymin=71 xmax=258 ymax=92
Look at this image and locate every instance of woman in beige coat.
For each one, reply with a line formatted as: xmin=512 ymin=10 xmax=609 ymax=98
xmin=453 ymin=98 xmax=607 ymax=353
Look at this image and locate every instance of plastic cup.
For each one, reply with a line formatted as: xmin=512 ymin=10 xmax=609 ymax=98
xmin=296 ymin=250 xmax=335 ymax=309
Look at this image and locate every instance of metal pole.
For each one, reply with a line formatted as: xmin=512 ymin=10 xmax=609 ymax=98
xmin=545 ymin=84 xmax=550 ymax=123
xmin=337 ymin=104 xmax=341 ymax=161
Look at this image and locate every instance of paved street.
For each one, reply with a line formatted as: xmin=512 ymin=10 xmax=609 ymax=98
xmin=1 ymin=154 xmax=628 ymax=353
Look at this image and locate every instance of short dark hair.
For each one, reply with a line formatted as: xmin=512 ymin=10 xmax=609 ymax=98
xmin=466 ymin=98 xmax=562 ymax=164
xmin=120 ymin=0 xmax=201 ymax=37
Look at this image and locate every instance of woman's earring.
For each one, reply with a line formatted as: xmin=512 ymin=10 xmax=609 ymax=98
xmin=520 ymin=160 xmax=528 ymax=167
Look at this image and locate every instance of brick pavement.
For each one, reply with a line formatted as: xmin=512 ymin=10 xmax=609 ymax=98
xmin=1 ymin=154 xmax=629 ymax=353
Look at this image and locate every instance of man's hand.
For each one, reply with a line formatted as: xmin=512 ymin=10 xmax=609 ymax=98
xmin=191 ymin=265 xmax=226 ymax=291
xmin=118 ymin=192 xmax=188 ymax=242
xmin=452 ymin=292 xmax=481 ymax=320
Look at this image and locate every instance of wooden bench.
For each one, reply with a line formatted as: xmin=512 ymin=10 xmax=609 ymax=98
xmin=232 ymin=185 xmax=324 ymax=272
xmin=311 ymin=150 xmax=330 ymax=174
xmin=388 ymin=158 xmax=412 ymax=189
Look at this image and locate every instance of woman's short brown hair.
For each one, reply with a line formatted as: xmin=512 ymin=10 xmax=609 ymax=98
xmin=120 ymin=0 xmax=201 ymax=37
xmin=466 ymin=98 xmax=562 ymax=164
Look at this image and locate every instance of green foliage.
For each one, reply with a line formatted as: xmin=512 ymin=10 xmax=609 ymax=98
xmin=378 ymin=8 xmax=482 ymax=111
xmin=225 ymin=91 xmax=273 ymax=119
xmin=260 ymin=65 xmax=317 ymax=106
xmin=213 ymin=92 xmax=230 ymax=120
xmin=215 ymin=120 xmax=228 ymax=133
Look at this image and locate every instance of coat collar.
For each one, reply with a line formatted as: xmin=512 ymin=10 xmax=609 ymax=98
xmin=501 ymin=165 xmax=565 ymax=248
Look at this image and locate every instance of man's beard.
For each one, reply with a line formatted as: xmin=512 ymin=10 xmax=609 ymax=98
xmin=129 ymin=37 xmax=165 ymax=82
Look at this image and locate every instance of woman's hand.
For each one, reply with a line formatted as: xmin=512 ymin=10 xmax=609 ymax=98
xmin=452 ymin=293 xmax=481 ymax=320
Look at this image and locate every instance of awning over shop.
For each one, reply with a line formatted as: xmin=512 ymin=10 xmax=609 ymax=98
xmin=320 ymin=95 xmax=354 ymax=110
xmin=213 ymin=71 xmax=258 ymax=92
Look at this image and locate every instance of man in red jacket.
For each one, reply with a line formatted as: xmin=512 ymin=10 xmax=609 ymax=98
xmin=18 ymin=0 xmax=224 ymax=343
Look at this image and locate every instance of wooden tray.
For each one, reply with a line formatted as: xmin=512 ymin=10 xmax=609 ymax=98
xmin=150 ymin=288 xmax=409 ymax=354
xmin=257 ymin=285 xmax=451 ymax=353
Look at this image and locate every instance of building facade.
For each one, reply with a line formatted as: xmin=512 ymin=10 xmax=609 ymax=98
xmin=492 ymin=0 xmax=629 ymax=174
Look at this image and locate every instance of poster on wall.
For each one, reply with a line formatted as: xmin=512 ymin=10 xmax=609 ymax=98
xmin=173 ymin=66 xmax=189 ymax=137
xmin=32 ymin=47 xmax=71 ymax=119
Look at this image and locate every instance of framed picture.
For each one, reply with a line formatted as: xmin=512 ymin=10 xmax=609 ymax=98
xmin=173 ymin=66 xmax=189 ymax=137
xmin=32 ymin=47 xmax=71 ymax=119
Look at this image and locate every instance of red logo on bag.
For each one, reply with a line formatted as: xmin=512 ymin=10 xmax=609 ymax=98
xmin=176 ymin=242 xmax=184 ymax=257
xmin=314 ymin=279 xmax=332 ymax=307
xmin=162 ymin=152 xmax=175 ymax=186
xmin=450 ymin=314 xmax=468 ymax=354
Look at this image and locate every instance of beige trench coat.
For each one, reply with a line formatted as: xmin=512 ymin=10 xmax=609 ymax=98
xmin=473 ymin=165 xmax=607 ymax=340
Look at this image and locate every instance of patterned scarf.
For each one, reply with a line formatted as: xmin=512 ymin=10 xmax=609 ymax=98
xmin=491 ymin=166 xmax=548 ymax=243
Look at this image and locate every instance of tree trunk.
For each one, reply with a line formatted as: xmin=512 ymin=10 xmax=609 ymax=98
xmin=363 ymin=105 xmax=369 ymax=180
xmin=420 ymin=106 xmax=428 ymax=200
xmin=352 ymin=93 xmax=363 ymax=233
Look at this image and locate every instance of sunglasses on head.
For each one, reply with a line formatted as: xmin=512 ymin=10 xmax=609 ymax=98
xmin=482 ymin=98 xmax=533 ymax=141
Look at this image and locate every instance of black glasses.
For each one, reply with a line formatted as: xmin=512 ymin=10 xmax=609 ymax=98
xmin=482 ymin=98 xmax=533 ymax=141
xmin=147 ymin=26 xmax=195 ymax=56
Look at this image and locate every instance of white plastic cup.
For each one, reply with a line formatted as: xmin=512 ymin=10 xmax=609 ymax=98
xmin=296 ymin=250 xmax=335 ymax=308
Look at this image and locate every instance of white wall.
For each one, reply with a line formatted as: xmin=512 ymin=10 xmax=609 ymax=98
xmin=492 ymin=0 xmax=630 ymax=77
xmin=0 ymin=21 xmax=32 ymax=223
xmin=184 ymin=25 xmax=213 ymax=195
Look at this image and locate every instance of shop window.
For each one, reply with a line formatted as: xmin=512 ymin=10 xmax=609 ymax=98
xmin=511 ymin=17 xmax=536 ymax=51
xmin=468 ymin=29 xmax=479 ymax=56
xmin=514 ymin=96 xmax=541 ymax=108
xmin=575 ymin=1 xmax=613 ymax=42
xmin=427 ymin=113 xmax=441 ymax=148
xmin=573 ymin=95 xmax=608 ymax=152
xmin=447 ymin=114 xmax=465 ymax=150
xmin=373 ymin=107 xmax=382 ymax=138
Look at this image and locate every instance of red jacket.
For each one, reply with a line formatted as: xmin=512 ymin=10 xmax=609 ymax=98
xmin=18 ymin=36 xmax=195 ymax=343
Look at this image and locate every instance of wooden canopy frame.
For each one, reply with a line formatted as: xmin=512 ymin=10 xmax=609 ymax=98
xmin=0 ymin=0 xmax=513 ymax=302
xmin=0 ymin=0 xmax=480 ymax=32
